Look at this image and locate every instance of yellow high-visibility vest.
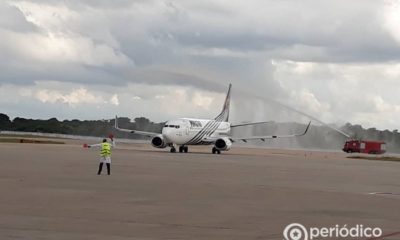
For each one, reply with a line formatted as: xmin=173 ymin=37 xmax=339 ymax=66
xmin=101 ymin=143 xmax=111 ymax=156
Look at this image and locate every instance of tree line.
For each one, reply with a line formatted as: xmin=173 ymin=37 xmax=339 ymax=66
xmin=1 ymin=113 xmax=400 ymax=152
xmin=0 ymin=113 xmax=163 ymax=139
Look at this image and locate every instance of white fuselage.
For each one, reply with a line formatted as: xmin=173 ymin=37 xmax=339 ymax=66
xmin=161 ymin=118 xmax=230 ymax=145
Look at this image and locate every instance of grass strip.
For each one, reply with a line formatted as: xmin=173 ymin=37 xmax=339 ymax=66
xmin=347 ymin=155 xmax=400 ymax=162
xmin=0 ymin=138 xmax=64 ymax=144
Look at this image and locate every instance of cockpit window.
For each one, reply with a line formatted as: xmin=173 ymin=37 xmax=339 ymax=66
xmin=164 ymin=124 xmax=180 ymax=129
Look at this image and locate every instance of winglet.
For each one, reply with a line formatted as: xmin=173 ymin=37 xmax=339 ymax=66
xmin=114 ymin=115 xmax=119 ymax=129
xmin=299 ymin=121 xmax=311 ymax=136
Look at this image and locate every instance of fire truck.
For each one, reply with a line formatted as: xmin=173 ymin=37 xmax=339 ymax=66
xmin=342 ymin=140 xmax=386 ymax=154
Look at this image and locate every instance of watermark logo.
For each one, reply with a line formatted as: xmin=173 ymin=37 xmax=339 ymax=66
xmin=283 ymin=223 xmax=382 ymax=240
xmin=283 ymin=223 xmax=308 ymax=240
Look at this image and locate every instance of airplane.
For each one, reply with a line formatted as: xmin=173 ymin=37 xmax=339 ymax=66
xmin=114 ymin=84 xmax=311 ymax=154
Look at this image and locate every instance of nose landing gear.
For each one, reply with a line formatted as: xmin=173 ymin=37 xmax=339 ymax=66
xmin=170 ymin=146 xmax=176 ymax=153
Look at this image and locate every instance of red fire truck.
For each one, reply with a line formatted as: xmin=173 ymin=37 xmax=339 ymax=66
xmin=342 ymin=140 xmax=386 ymax=154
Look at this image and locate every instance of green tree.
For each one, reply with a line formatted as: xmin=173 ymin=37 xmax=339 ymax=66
xmin=0 ymin=113 xmax=11 ymax=130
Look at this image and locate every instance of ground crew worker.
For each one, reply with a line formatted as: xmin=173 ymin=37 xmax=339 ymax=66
xmin=87 ymin=137 xmax=115 ymax=175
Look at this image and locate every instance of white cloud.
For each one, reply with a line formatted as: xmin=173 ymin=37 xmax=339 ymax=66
xmin=272 ymin=59 xmax=400 ymax=129
xmin=4 ymin=1 xmax=133 ymax=67
xmin=154 ymin=95 xmax=165 ymax=100
xmin=370 ymin=95 xmax=400 ymax=113
xmin=191 ymin=91 xmax=214 ymax=110
xmin=289 ymin=89 xmax=330 ymax=115
xmin=110 ymin=94 xmax=119 ymax=106
xmin=8 ymin=1 xmax=78 ymax=30
xmin=0 ymin=29 xmax=133 ymax=66
xmin=383 ymin=0 xmax=400 ymax=44
xmin=34 ymin=87 xmax=103 ymax=106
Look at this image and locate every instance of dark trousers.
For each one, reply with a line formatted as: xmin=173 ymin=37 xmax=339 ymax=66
xmin=98 ymin=163 xmax=111 ymax=175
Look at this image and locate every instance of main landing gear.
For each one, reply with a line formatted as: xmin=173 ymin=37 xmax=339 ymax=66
xmin=212 ymin=147 xmax=221 ymax=154
xmin=179 ymin=145 xmax=188 ymax=153
xmin=170 ymin=146 xmax=188 ymax=153
xmin=171 ymin=146 xmax=219 ymax=154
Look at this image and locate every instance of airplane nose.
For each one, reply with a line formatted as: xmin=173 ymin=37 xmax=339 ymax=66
xmin=162 ymin=128 xmax=173 ymax=140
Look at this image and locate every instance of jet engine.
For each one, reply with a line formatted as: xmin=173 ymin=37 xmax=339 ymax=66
xmin=214 ymin=137 xmax=232 ymax=151
xmin=151 ymin=135 xmax=167 ymax=148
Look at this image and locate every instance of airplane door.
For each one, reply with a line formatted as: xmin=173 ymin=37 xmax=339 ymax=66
xmin=176 ymin=127 xmax=182 ymax=136
xmin=176 ymin=122 xmax=184 ymax=136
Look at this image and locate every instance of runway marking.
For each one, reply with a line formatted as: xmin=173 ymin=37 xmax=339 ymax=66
xmin=368 ymin=192 xmax=400 ymax=196
xmin=366 ymin=231 xmax=400 ymax=240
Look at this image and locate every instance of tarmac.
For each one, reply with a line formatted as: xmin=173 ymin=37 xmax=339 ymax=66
xmin=0 ymin=140 xmax=399 ymax=240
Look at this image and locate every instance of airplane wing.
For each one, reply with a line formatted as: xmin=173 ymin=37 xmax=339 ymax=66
xmin=231 ymin=121 xmax=272 ymax=128
xmin=114 ymin=116 xmax=159 ymax=138
xmin=229 ymin=121 xmax=311 ymax=142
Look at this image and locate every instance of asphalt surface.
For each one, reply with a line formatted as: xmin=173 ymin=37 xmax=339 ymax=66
xmin=0 ymin=142 xmax=399 ymax=240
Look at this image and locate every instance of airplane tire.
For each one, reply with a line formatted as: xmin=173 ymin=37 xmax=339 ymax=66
xmin=179 ymin=146 xmax=183 ymax=153
xmin=184 ymin=146 xmax=188 ymax=153
xmin=170 ymin=147 xmax=176 ymax=153
xmin=212 ymin=147 xmax=217 ymax=154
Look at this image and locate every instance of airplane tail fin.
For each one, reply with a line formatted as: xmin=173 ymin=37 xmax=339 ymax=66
xmin=214 ymin=83 xmax=231 ymax=122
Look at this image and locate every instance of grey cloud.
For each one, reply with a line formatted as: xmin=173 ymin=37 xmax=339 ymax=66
xmin=181 ymin=1 xmax=400 ymax=62
xmin=2 ymin=0 xmax=399 ymax=87
xmin=0 ymin=2 xmax=38 ymax=32
xmin=2 ymin=0 xmax=400 ymax=130
xmin=0 ymin=61 xmax=125 ymax=86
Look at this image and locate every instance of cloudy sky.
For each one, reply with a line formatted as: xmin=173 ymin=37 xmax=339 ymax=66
xmin=1 ymin=0 xmax=400 ymax=130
